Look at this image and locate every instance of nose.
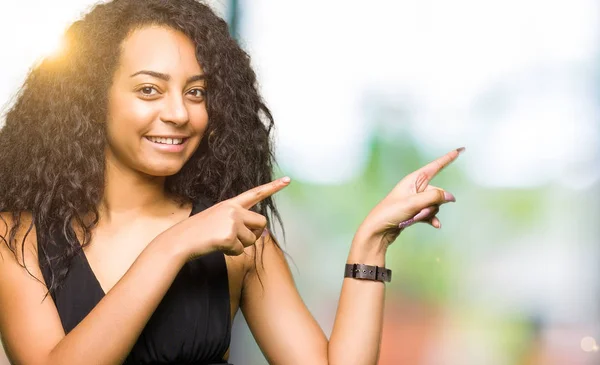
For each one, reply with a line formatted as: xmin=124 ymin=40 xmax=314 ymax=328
xmin=160 ymin=93 xmax=189 ymax=126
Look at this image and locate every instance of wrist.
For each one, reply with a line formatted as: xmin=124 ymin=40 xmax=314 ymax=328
xmin=149 ymin=231 xmax=190 ymax=266
xmin=347 ymin=234 xmax=388 ymax=267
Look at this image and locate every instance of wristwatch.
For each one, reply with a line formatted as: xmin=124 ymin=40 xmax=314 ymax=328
xmin=344 ymin=263 xmax=392 ymax=283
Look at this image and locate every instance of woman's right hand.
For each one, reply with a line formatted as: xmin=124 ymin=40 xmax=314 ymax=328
xmin=161 ymin=177 xmax=291 ymax=261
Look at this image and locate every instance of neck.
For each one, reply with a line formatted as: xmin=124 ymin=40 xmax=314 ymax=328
xmin=99 ymin=153 xmax=174 ymax=224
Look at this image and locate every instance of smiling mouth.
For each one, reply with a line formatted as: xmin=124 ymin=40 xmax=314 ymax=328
xmin=145 ymin=136 xmax=188 ymax=145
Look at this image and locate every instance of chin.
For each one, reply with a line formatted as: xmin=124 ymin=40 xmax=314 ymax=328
xmin=140 ymin=163 xmax=185 ymax=177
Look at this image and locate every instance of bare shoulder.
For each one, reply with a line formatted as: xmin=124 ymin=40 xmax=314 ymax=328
xmin=242 ymin=230 xmax=287 ymax=280
xmin=0 ymin=211 xmax=65 ymax=365
xmin=0 ymin=211 xmax=39 ymax=268
xmin=0 ymin=210 xmax=47 ymax=298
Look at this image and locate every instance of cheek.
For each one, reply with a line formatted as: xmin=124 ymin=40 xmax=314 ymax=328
xmin=189 ymin=104 xmax=209 ymax=131
xmin=108 ymin=95 xmax=157 ymax=136
xmin=105 ymin=116 xmax=135 ymax=158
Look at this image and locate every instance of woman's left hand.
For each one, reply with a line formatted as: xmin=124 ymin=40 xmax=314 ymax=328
xmin=354 ymin=147 xmax=464 ymax=249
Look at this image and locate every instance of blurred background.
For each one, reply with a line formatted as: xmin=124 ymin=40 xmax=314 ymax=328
xmin=1 ymin=0 xmax=599 ymax=364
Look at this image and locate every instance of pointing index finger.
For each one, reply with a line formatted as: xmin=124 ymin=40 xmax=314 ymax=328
xmin=232 ymin=176 xmax=291 ymax=209
xmin=416 ymin=147 xmax=465 ymax=187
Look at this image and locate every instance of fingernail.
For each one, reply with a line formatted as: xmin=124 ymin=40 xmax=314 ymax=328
xmin=444 ymin=191 xmax=456 ymax=202
xmin=413 ymin=208 xmax=432 ymax=221
xmin=281 ymin=176 xmax=291 ymax=183
xmin=261 ymin=229 xmax=268 ymax=237
xmin=456 ymin=147 xmax=466 ymax=154
xmin=398 ymin=218 xmax=414 ymax=230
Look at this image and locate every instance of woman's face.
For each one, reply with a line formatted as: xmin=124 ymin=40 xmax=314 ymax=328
xmin=105 ymin=25 xmax=208 ymax=177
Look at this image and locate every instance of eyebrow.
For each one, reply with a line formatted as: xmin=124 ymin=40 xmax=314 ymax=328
xmin=130 ymin=70 xmax=206 ymax=84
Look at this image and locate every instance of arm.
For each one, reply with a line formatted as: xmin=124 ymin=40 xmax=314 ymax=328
xmin=241 ymin=149 xmax=462 ymax=365
xmin=0 ymin=177 xmax=290 ymax=365
xmin=240 ymin=233 xmax=386 ymax=365
xmin=328 ymin=236 xmax=387 ymax=364
xmin=0 ymin=212 xmax=190 ymax=365
xmin=239 ymin=234 xmax=328 ymax=365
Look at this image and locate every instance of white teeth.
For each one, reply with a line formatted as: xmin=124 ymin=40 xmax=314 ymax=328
xmin=147 ymin=137 xmax=184 ymax=145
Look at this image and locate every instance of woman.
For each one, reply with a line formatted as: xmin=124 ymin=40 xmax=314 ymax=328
xmin=0 ymin=0 xmax=462 ymax=364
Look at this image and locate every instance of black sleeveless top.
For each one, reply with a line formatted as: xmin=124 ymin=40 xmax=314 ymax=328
xmin=38 ymin=198 xmax=232 ymax=365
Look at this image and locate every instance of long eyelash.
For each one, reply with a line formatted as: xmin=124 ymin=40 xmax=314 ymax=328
xmin=188 ymin=88 xmax=206 ymax=96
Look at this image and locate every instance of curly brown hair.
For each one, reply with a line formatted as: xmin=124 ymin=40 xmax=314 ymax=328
xmin=0 ymin=0 xmax=282 ymax=294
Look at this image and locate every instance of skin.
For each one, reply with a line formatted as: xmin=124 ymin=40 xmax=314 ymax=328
xmin=0 ymin=25 xmax=463 ymax=365
xmin=88 ymin=25 xmax=209 ymax=298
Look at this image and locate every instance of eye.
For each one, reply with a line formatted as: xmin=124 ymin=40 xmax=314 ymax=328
xmin=186 ymin=88 xmax=206 ymax=100
xmin=137 ymin=85 xmax=159 ymax=98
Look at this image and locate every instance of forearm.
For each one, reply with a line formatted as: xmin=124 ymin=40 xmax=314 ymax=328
xmin=46 ymin=235 xmax=189 ymax=365
xmin=328 ymin=237 xmax=387 ymax=365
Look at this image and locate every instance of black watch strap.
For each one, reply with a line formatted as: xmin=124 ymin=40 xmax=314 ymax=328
xmin=344 ymin=263 xmax=392 ymax=283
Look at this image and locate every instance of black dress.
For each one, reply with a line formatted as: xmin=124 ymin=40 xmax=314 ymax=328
xmin=38 ymin=198 xmax=232 ymax=365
